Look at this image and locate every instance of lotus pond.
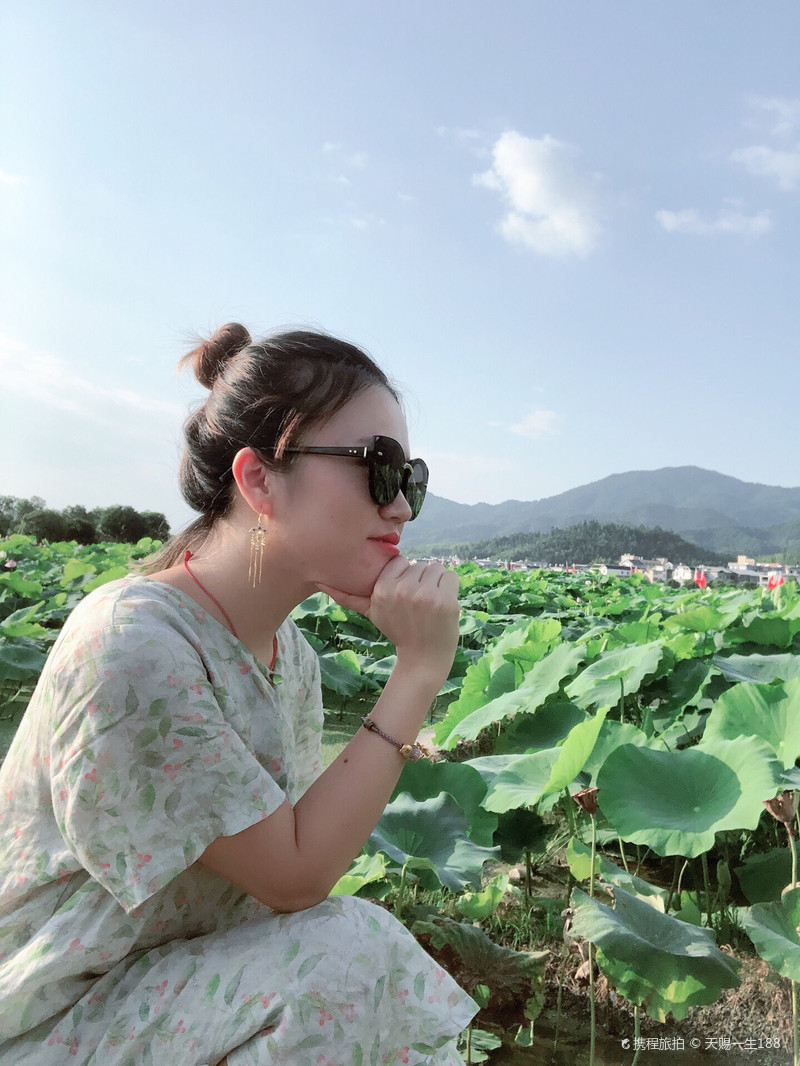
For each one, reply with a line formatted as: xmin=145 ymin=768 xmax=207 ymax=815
xmin=2 ymin=536 xmax=800 ymax=1064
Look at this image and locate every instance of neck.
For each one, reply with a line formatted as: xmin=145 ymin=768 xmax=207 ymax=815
xmin=168 ymin=533 xmax=315 ymax=664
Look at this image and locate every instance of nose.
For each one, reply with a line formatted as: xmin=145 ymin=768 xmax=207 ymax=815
xmin=380 ymin=487 xmax=413 ymax=523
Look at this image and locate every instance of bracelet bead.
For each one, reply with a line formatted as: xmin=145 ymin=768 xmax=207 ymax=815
xmin=360 ymin=716 xmax=430 ymax=762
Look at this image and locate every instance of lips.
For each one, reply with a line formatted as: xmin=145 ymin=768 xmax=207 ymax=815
xmin=369 ymin=532 xmax=401 ymax=555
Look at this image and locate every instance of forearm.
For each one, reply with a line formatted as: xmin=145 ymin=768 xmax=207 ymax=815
xmin=290 ymin=661 xmax=442 ymax=896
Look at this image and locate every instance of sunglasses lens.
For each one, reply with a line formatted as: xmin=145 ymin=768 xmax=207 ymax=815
xmin=404 ymin=460 xmax=428 ymax=520
xmin=370 ymin=437 xmax=404 ymax=506
xmin=369 ymin=438 xmax=428 ymax=519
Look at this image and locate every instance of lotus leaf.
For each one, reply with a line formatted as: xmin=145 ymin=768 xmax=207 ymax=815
xmin=330 ymin=852 xmax=387 ymax=896
xmin=741 ymin=888 xmax=800 ymax=981
xmin=580 ymin=720 xmax=651 ymax=785
xmin=411 ymin=914 xmax=546 ymax=1019
xmin=570 ymin=887 xmax=740 ymax=1021
xmin=665 ymin=605 xmax=729 ymax=633
xmin=495 ymin=701 xmax=588 ymax=754
xmin=456 ymin=873 xmax=510 ymax=921
xmin=480 ymin=749 xmax=561 ymax=814
xmin=732 ymin=616 xmax=796 ymax=649
xmin=597 ymin=736 xmax=782 ymax=857
xmin=0 ymin=640 xmax=47 ymax=682
xmin=367 ymin=792 xmax=497 ymax=891
xmin=736 ymin=847 xmax=794 ymax=904
xmin=704 ymin=679 xmax=800 ymax=768
xmin=390 ymin=759 xmax=497 ymax=846
xmin=565 ymin=641 xmax=664 ymax=710
xmin=565 ymin=838 xmax=666 ymax=909
xmin=713 ymin=653 xmax=800 ymax=684
xmin=434 ymin=641 xmax=585 ymax=749
xmin=541 ymin=708 xmax=608 ymax=796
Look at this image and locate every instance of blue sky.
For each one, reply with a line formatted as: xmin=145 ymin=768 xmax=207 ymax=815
xmin=2 ymin=1 xmax=798 ymax=532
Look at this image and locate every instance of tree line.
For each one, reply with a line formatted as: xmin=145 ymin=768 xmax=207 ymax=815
xmin=412 ymin=520 xmax=729 ymax=567
xmin=0 ymin=496 xmax=170 ymax=545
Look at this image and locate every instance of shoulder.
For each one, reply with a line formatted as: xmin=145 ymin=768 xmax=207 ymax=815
xmin=51 ymin=576 xmax=210 ymax=663
xmin=275 ymin=616 xmax=320 ymax=682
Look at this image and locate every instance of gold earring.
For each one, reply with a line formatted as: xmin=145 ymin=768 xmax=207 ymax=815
xmin=248 ymin=513 xmax=267 ymax=587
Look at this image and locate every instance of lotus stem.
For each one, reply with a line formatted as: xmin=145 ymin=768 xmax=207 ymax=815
xmin=631 ymin=1004 xmax=642 ymax=1066
xmin=788 ymin=826 xmax=799 ymax=1066
xmin=617 ymin=835 xmax=630 ymax=874
xmin=701 ymin=852 xmax=713 ymax=928
xmin=588 ymin=811 xmax=597 ymax=1066
xmin=396 ymin=862 xmax=409 ymax=921
xmin=619 ymin=677 xmax=625 ymax=724
xmin=553 ymin=950 xmax=569 ymax=1055
xmin=665 ymin=855 xmax=681 ymax=913
xmin=466 ymin=1022 xmax=473 ymax=1064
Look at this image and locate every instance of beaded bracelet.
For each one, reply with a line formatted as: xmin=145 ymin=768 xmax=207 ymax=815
xmin=361 ymin=716 xmax=430 ymax=762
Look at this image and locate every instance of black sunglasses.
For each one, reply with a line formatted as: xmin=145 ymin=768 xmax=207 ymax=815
xmin=264 ymin=435 xmax=428 ymax=520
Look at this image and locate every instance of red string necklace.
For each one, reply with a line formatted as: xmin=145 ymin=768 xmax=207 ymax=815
xmin=183 ymin=550 xmax=277 ymax=671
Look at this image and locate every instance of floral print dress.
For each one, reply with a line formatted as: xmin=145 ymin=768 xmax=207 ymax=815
xmin=0 ymin=577 xmax=477 ymax=1065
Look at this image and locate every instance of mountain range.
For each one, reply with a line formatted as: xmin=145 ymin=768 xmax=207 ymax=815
xmin=403 ymin=466 xmax=800 ymax=558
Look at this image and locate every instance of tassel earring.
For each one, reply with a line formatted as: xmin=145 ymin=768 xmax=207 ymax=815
xmin=248 ymin=513 xmax=268 ymax=587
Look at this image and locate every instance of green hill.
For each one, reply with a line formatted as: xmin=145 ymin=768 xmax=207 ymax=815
xmin=410 ymin=519 xmax=728 ymax=567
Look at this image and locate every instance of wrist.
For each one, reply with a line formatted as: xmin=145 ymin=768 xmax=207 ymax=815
xmin=389 ymin=654 xmax=449 ymax=697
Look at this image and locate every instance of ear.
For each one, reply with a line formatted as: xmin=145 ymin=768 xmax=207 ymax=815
xmin=231 ymin=448 xmax=276 ymax=517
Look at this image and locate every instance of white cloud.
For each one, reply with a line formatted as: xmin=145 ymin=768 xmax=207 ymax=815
xmin=732 ymin=97 xmax=800 ymax=191
xmin=0 ymin=169 xmax=23 ymax=185
xmin=422 ymin=449 xmax=517 ymax=503
xmin=730 ymin=144 xmax=800 ymax=191
xmin=0 ymin=334 xmax=183 ymax=432
xmin=474 ymin=131 xmax=603 ymax=257
xmin=656 ymin=201 xmax=772 ymax=236
xmin=744 ymin=96 xmax=800 ymax=138
xmin=508 ymin=409 xmax=558 ymax=439
xmin=347 ymin=151 xmax=368 ymax=169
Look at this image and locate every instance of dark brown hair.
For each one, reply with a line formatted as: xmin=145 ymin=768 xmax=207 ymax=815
xmin=143 ymin=323 xmax=398 ymax=570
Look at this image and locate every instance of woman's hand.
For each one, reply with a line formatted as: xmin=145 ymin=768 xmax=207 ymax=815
xmin=317 ymin=556 xmax=460 ymax=686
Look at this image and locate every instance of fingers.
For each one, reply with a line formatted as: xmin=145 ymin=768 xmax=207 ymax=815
xmin=315 ymin=583 xmax=372 ymax=615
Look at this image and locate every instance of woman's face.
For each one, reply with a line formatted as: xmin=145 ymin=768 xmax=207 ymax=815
xmin=271 ymin=386 xmax=418 ymax=598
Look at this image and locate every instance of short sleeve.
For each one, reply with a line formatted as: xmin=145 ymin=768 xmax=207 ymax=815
xmin=50 ymin=618 xmax=287 ymax=913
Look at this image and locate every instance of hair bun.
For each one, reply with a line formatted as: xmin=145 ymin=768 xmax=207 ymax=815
xmin=181 ymin=322 xmax=251 ymax=388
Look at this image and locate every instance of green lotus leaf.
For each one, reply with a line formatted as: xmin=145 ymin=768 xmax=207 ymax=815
xmin=565 ymin=641 xmax=664 ymax=710
xmin=541 ymin=708 xmax=608 ymax=796
xmin=410 ymin=914 xmax=546 ymax=1020
xmin=0 ymin=639 xmax=48 ymax=682
xmin=455 ymin=873 xmax=510 ymax=921
xmin=367 ymin=791 xmax=498 ymax=891
xmin=663 ymin=606 xmax=726 ymax=634
xmin=467 ymin=754 xmax=532 ymax=791
xmin=570 ymin=887 xmax=740 ymax=1021
xmin=741 ymin=888 xmax=800 ymax=981
xmin=434 ymin=641 xmax=585 ymax=749
xmin=597 ymin=736 xmax=782 ymax=857
xmin=330 ymin=852 xmax=387 ymax=896
xmin=704 ymin=679 xmax=800 ymax=769
xmin=713 ymin=653 xmax=800 ymax=684
xmin=495 ymin=701 xmax=588 ymax=755
xmin=730 ymin=616 xmax=796 ymax=649
xmin=581 ymin=720 xmax=652 ymax=785
xmin=390 ymin=758 xmax=497 ymax=846
xmin=565 ymin=838 xmax=666 ymax=909
xmin=481 ymin=749 xmax=561 ymax=814
xmin=318 ymin=649 xmax=377 ymax=696
xmin=736 ymin=848 xmax=793 ymax=904
xmin=493 ymin=808 xmax=549 ymax=863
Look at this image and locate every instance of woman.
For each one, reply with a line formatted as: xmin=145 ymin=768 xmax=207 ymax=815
xmin=0 ymin=324 xmax=478 ymax=1064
